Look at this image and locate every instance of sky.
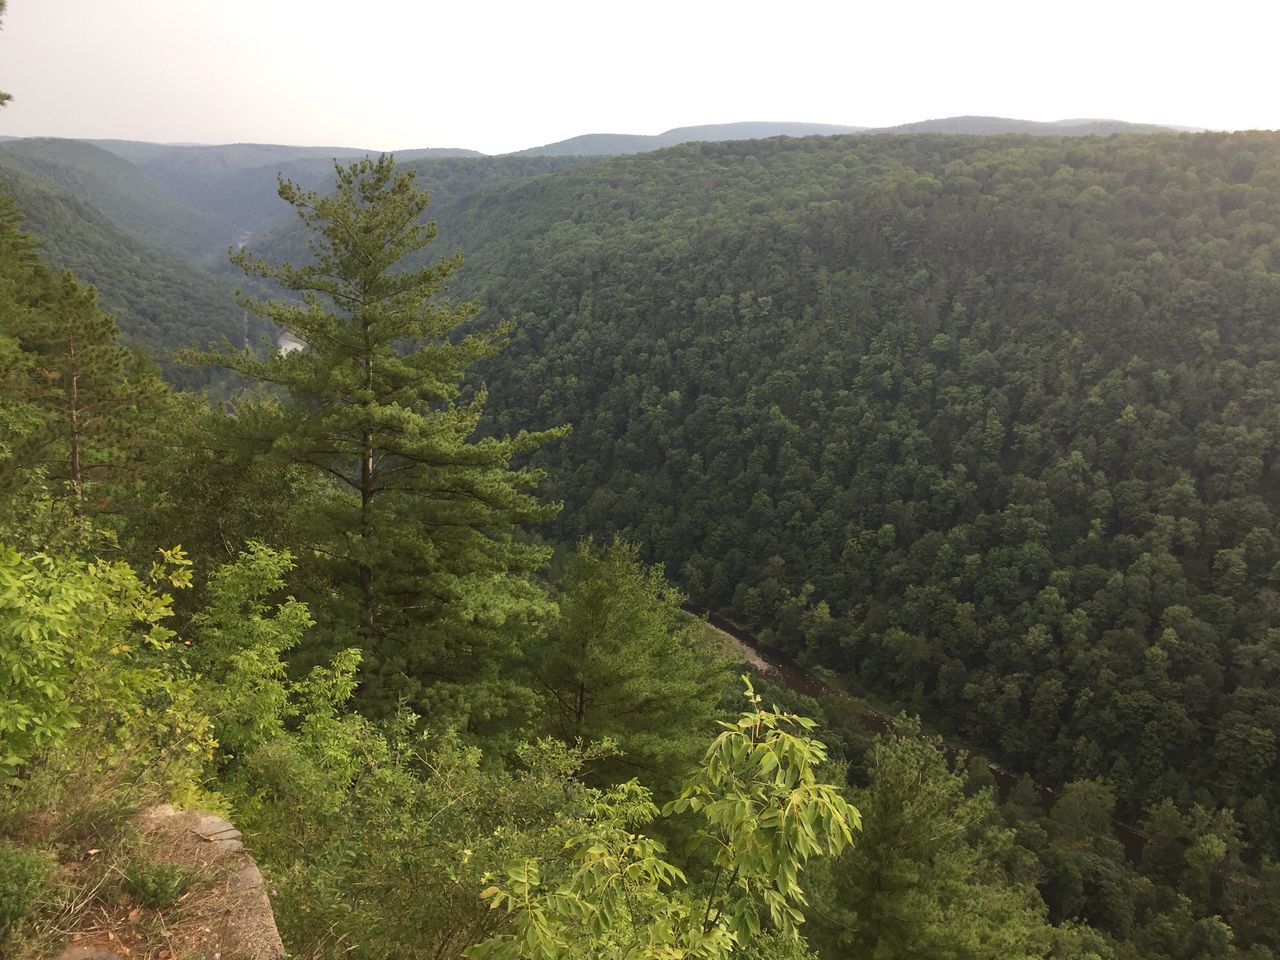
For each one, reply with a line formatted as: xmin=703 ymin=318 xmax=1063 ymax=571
xmin=1 ymin=0 xmax=1277 ymax=155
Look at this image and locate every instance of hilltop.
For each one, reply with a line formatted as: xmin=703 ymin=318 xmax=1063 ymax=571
xmin=511 ymin=115 xmax=1187 ymax=155
xmin=509 ymin=121 xmax=867 ymax=156
xmin=870 ymin=115 xmax=1187 ymax=136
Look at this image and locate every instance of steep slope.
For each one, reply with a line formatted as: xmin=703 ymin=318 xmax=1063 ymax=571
xmin=0 ymin=157 xmax=248 ymax=382
xmin=0 ymin=145 xmax=604 ymax=373
xmin=442 ymin=131 xmax=1280 ymax=851
xmin=0 ymin=137 xmax=235 ymax=264
xmin=244 ymin=153 xmax=604 ymax=266
xmin=88 ymin=140 xmax=482 ymax=234
xmin=88 ymin=139 xmax=481 ymax=184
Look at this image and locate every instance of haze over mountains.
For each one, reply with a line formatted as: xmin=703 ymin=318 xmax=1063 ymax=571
xmin=0 ymin=113 xmax=1204 ymax=244
xmin=8 ymin=66 xmax=1280 ymax=957
xmin=509 ymin=121 xmax=868 ymax=156
xmin=0 ymin=113 xmax=1201 ymax=241
xmin=0 ymin=113 xmax=1203 ymax=365
xmin=3 ymin=114 xmax=1201 ymax=165
xmin=512 ymin=116 xmax=1200 ymax=155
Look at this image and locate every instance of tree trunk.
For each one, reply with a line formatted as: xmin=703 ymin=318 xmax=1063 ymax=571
xmin=67 ymin=336 xmax=83 ymax=516
xmin=359 ymin=313 xmax=376 ymax=638
xmin=360 ymin=429 xmax=375 ymax=637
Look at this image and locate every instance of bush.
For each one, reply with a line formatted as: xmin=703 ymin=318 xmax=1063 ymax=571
xmin=0 ymin=841 xmax=49 ymax=940
xmin=0 ymin=545 xmax=198 ymax=780
xmin=122 ymin=858 xmax=193 ymax=909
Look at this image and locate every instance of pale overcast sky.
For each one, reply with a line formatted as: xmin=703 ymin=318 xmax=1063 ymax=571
xmin=1 ymin=0 xmax=1276 ymax=154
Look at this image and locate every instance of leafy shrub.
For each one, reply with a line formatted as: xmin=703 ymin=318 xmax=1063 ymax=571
xmin=0 ymin=840 xmax=49 ymax=940
xmin=0 ymin=545 xmax=199 ymax=779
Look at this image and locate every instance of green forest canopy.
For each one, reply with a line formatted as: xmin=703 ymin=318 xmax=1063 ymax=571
xmin=451 ymin=131 xmax=1280 ymax=855
xmin=5 ymin=131 xmax=1280 ymax=958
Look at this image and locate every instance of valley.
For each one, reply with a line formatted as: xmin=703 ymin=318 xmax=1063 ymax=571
xmin=4 ymin=121 xmax=1280 ymax=959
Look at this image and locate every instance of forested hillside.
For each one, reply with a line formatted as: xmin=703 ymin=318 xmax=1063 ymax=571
xmin=0 ymin=152 xmax=248 ymax=379
xmin=1 ymin=154 xmax=866 ymax=960
xmin=0 ymin=140 xmax=599 ymax=380
xmin=247 ymin=153 xmax=602 ymax=264
xmin=7 ymin=128 xmax=1280 ymax=958
xmin=89 ymin=140 xmax=510 ymax=235
xmin=448 ymin=132 xmax=1280 ymax=856
xmin=0 ymin=137 xmax=234 ymax=263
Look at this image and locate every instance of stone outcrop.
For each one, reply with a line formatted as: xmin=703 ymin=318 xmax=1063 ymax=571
xmin=55 ymin=805 xmax=284 ymax=960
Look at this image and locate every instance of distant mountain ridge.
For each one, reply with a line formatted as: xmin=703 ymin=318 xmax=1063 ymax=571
xmin=84 ymin=139 xmax=482 ymax=169
xmin=870 ymin=115 xmax=1184 ymax=136
xmin=0 ymin=114 xmax=1204 ymax=367
xmin=0 ymin=137 xmax=234 ymax=264
xmin=2 ymin=115 xmax=1195 ymax=168
xmin=508 ymin=121 xmax=868 ymax=157
xmin=512 ymin=116 xmax=1192 ymax=156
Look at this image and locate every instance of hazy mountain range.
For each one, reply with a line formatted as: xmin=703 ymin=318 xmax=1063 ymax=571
xmin=0 ymin=113 xmax=1215 ymax=366
xmin=511 ymin=116 xmax=1204 ymax=155
xmin=0 ymin=113 xmax=1202 ymax=252
xmin=509 ymin=121 xmax=868 ymax=156
xmin=0 ymin=115 xmax=1208 ymax=165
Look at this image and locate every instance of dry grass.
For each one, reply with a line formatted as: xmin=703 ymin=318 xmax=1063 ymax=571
xmin=4 ymin=799 xmax=281 ymax=960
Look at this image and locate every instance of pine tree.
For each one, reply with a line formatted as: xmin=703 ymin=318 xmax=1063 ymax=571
xmin=19 ymin=272 xmax=166 ymax=514
xmin=0 ymin=201 xmax=166 ymax=533
xmin=0 ymin=195 xmax=44 ymax=477
xmin=214 ymin=154 xmax=565 ymax=727
xmin=807 ymin=721 xmax=1054 ymax=960
xmin=531 ymin=537 xmax=730 ymax=788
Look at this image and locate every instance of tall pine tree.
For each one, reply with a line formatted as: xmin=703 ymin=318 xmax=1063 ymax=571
xmin=0 ymin=194 xmax=44 ymax=475
xmin=20 ymin=272 xmax=166 ymax=516
xmin=215 ymin=154 xmax=565 ymax=729
xmin=0 ymin=200 xmax=166 ymax=538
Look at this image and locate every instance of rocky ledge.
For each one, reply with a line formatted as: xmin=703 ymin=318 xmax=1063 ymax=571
xmin=55 ymin=805 xmax=284 ymax=960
